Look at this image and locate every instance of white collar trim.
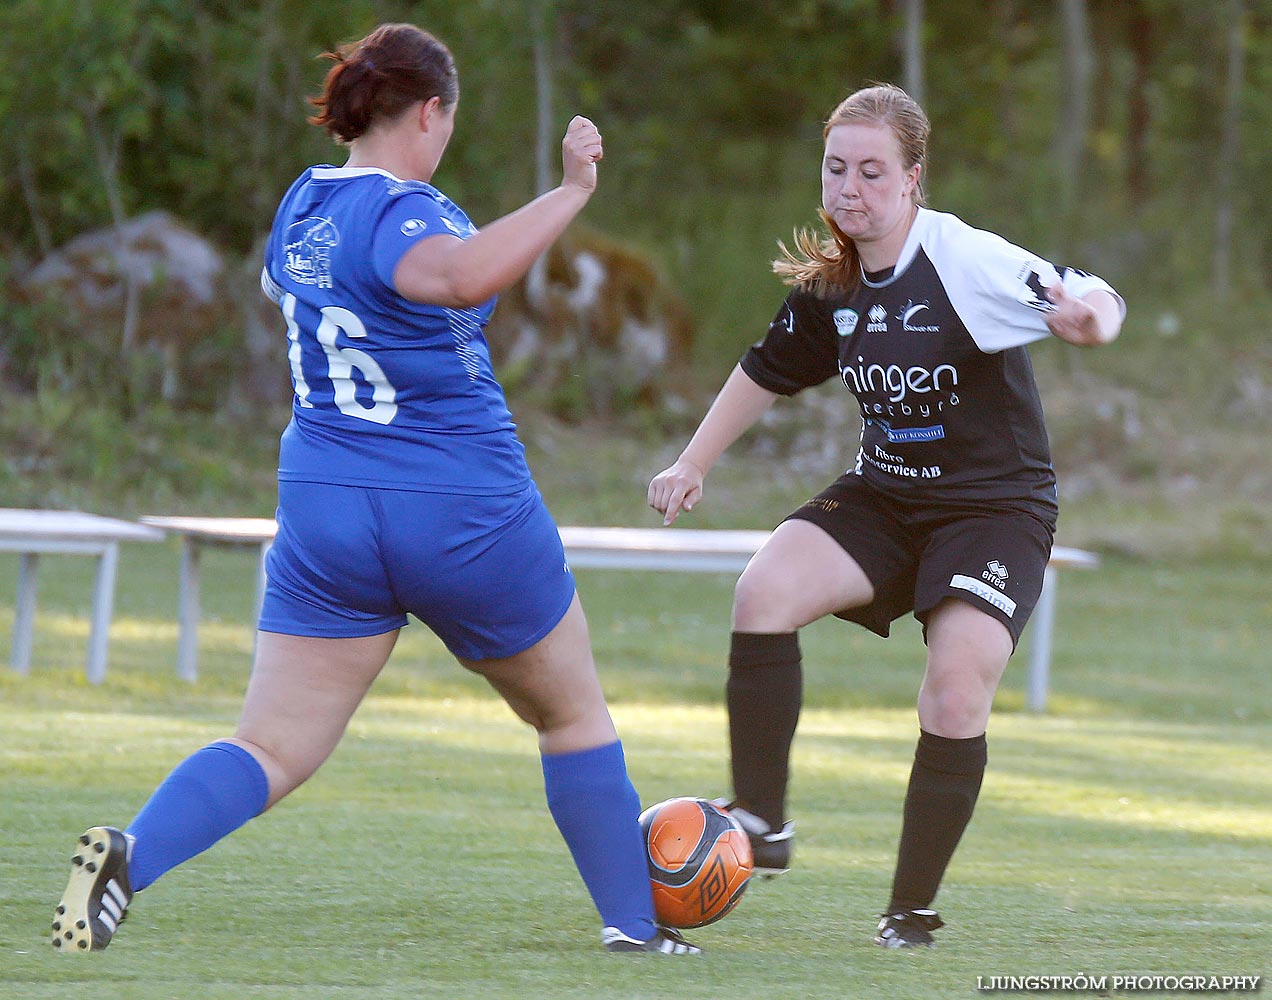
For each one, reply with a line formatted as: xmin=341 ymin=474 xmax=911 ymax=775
xmin=310 ymin=165 xmax=405 ymax=181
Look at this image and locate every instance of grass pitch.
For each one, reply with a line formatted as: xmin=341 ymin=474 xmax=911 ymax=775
xmin=0 ymin=544 xmax=1268 ymax=998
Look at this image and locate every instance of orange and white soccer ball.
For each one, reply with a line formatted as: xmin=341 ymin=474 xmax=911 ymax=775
xmin=639 ymin=796 xmax=753 ymax=928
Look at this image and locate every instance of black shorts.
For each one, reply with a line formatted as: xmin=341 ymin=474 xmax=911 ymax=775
xmin=784 ymin=474 xmax=1055 ymax=647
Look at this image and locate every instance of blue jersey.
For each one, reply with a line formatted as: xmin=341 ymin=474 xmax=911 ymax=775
xmin=261 ymin=166 xmax=532 ymax=495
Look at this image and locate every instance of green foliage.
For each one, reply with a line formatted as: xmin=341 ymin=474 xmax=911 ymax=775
xmin=4 ymin=1 xmax=1269 ymax=282
xmin=0 ymin=384 xmax=280 ymax=516
xmin=2 ymin=1 xmax=1270 ymax=540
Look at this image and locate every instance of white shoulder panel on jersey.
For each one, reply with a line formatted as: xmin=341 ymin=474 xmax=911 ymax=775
xmin=260 ymin=263 xmax=284 ymax=305
xmin=907 ymin=208 xmax=1122 ymax=353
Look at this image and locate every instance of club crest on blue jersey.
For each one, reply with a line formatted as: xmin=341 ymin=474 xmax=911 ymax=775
xmin=283 ymin=217 xmax=340 ymax=289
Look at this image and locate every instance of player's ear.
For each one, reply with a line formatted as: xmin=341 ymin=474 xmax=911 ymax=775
xmin=420 ymin=95 xmax=443 ymax=132
xmin=904 ymin=163 xmax=921 ymax=198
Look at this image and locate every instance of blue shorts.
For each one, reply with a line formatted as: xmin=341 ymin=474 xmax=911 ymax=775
xmin=259 ymin=480 xmax=576 ymax=661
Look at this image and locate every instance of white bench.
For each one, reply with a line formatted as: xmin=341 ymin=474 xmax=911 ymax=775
xmin=561 ymin=526 xmax=1097 ymax=713
xmin=0 ymin=508 xmax=165 ymax=683
xmin=138 ymin=517 xmax=1096 ymax=710
xmin=140 ymin=516 xmax=278 ymax=683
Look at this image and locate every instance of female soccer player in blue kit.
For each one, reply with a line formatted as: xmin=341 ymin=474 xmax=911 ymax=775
xmin=52 ymin=22 xmax=696 ymax=957
xmin=649 ymin=84 xmax=1124 ymax=949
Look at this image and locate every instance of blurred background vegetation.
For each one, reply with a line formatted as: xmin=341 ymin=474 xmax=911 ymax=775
xmin=1 ymin=0 xmax=1269 ymax=558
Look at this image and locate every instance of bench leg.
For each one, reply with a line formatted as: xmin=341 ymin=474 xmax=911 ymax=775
xmin=1026 ymin=565 xmax=1058 ymax=713
xmin=248 ymin=541 xmax=271 ymax=661
xmin=12 ymin=553 xmax=40 ymax=675
xmin=86 ymin=544 xmax=119 ymax=685
xmin=176 ymin=539 xmax=202 ymax=683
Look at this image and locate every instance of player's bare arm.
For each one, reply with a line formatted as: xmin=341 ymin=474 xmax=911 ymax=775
xmin=648 ymin=366 xmax=778 ymax=525
xmin=394 ymin=116 xmax=603 ymax=308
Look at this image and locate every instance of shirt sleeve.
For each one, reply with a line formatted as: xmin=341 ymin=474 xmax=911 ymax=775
xmin=935 ymin=221 xmax=1126 ymax=353
xmin=260 ymin=263 xmax=284 ymax=305
xmin=371 ymin=191 xmax=469 ymax=290
xmin=740 ymin=289 xmax=842 ymax=395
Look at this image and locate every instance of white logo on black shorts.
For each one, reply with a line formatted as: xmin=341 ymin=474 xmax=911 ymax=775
xmin=951 ymin=574 xmax=1017 ymax=617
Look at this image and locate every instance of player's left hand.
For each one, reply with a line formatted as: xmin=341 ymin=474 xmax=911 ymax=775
xmin=561 ymin=115 xmax=603 ymax=194
xmin=1044 ymin=283 xmax=1121 ymax=346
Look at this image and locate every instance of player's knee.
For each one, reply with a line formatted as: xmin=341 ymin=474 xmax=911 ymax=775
xmin=918 ymin=683 xmax=993 ymax=737
xmin=228 ymin=734 xmax=320 ymax=804
xmin=731 ymin=567 xmax=798 ymax=632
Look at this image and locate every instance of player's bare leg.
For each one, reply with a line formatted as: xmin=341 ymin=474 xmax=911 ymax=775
xmin=918 ymin=599 xmax=1011 ymax=738
xmin=52 ymin=630 xmax=399 ymax=952
xmin=459 ymin=594 xmax=699 ymax=954
xmin=731 ymin=519 xmax=875 ymax=633
xmin=231 ymin=630 xmax=400 ymax=806
xmin=458 ymin=593 xmax=617 ymax=755
xmin=721 ymin=520 xmax=875 ymax=872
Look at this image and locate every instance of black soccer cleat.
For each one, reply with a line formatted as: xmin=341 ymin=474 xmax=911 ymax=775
xmin=51 ymin=827 xmax=133 ymax=953
xmin=712 ymin=799 xmax=794 ymax=877
xmin=602 ymin=925 xmax=702 ymax=955
xmin=874 ymin=908 xmax=944 ymax=949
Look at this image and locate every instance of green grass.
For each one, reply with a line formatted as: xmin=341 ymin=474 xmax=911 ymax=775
xmin=0 ymin=537 xmax=1268 ymax=998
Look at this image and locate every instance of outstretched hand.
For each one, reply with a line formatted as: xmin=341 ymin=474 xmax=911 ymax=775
xmin=562 ymin=115 xmax=603 ymax=193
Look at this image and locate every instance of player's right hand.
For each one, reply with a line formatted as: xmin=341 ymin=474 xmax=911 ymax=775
xmin=648 ymin=459 xmax=705 ymax=527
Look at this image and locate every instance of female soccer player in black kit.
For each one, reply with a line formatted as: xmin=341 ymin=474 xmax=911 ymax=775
xmin=648 ymin=84 xmax=1123 ymax=948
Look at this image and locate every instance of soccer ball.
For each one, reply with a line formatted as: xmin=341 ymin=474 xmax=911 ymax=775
xmin=639 ymin=796 xmax=753 ymax=928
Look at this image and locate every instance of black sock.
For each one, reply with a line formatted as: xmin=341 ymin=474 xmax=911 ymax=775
xmin=887 ymin=729 xmax=988 ymax=913
xmin=726 ymin=631 xmax=802 ymax=831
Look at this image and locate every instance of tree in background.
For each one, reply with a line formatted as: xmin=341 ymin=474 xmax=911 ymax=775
xmin=2 ymin=0 xmax=1270 ymax=375
xmin=1214 ymin=0 xmax=1248 ymax=302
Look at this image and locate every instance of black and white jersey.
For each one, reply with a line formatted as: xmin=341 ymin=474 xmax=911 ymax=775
xmin=741 ymin=207 xmax=1123 ymax=517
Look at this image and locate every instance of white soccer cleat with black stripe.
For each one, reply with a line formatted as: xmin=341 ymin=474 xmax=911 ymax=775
xmin=602 ymin=925 xmax=701 ymax=955
xmin=51 ymin=827 xmax=133 ymax=952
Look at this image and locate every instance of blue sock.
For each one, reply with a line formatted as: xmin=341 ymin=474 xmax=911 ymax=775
xmin=541 ymin=740 xmax=656 ymax=941
xmin=125 ymin=741 xmax=270 ymax=891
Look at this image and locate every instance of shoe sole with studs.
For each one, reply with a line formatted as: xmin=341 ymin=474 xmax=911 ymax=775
xmin=51 ymin=827 xmax=130 ymax=953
